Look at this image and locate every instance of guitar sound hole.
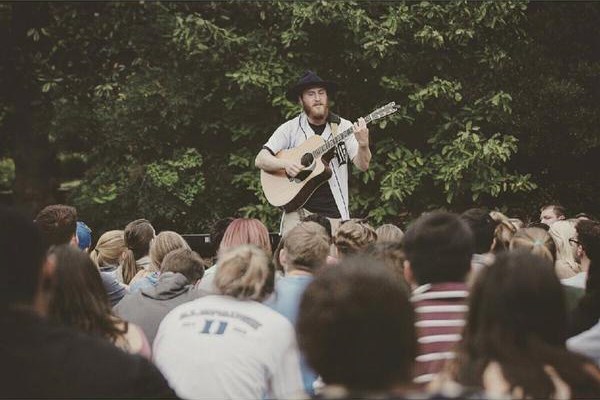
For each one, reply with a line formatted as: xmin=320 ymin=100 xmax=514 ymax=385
xmin=300 ymin=153 xmax=314 ymax=168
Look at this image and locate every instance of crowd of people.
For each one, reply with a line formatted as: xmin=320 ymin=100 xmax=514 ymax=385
xmin=2 ymin=202 xmax=600 ymax=399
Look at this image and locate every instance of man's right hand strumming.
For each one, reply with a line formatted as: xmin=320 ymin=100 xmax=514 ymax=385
xmin=283 ymin=160 xmax=303 ymax=178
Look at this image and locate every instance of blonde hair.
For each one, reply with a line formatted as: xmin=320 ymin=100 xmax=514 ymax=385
xmin=283 ymin=222 xmax=330 ymax=272
xmin=149 ymin=231 xmax=191 ymax=272
xmin=215 ymin=244 xmax=274 ymax=301
xmin=219 ymin=218 xmax=271 ymax=256
xmin=90 ymin=230 xmax=125 ymax=268
xmin=509 ymin=228 xmax=556 ymax=263
xmin=375 ymin=224 xmax=404 ymax=243
xmin=548 ymin=219 xmax=581 ymax=278
xmin=334 ymin=219 xmax=378 ymax=257
xmin=489 ymin=211 xmax=518 ymax=253
xmin=121 ymin=219 xmax=155 ymax=284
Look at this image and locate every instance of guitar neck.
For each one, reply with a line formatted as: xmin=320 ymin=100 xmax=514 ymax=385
xmin=313 ymin=114 xmax=375 ymax=158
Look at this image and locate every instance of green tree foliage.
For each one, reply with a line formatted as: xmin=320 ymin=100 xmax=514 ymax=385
xmin=1 ymin=1 xmax=598 ymax=232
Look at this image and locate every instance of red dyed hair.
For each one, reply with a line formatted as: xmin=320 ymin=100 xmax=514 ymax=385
xmin=218 ymin=218 xmax=271 ymax=256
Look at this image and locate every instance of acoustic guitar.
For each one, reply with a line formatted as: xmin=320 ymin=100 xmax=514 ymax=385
xmin=261 ymin=102 xmax=399 ymax=212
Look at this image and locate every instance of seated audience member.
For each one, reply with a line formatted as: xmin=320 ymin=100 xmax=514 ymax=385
xmin=550 ymin=220 xmax=582 ymax=279
xmin=48 ymin=245 xmax=151 ymax=358
xmin=302 ymin=213 xmax=338 ymax=265
xmin=208 ymin=217 xmax=234 ymax=264
xmin=562 ymin=219 xmax=596 ymax=290
xmin=34 ymin=204 xmax=78 ymax=248
xmin=510 ymin=227 xmax=556 ymax=262
xmin=333 ymin=219 xmax=377 ymax=259
xmin=460 ymin=208 xmax=496 ymax=272
xmin=90 ymin=230 xmax=128 ymax=306
xmin=576 ymin=213 xmax=594 ymax=221
xmin=569 ymin=220 xmax=600 ymax=336
xmin=403 ymin=211 xmax=473 ymax=385
xmin=198 ymin=218 xmax=272 ymax=293
xmin=541 ymin=203 xmax=567 ymax=226
xmin=154 ymin=245 xmax=304 ymax=399
xmin=510 ymin=227 xmax=583 ymax=313
xmin=434 ymin=252 xmax=600 ymax=398
xmin=76 ymin=221 xmax=92 ymax=251
xmin=36 ymin=205 xmax=125 ymax=306
xmin=0 ymin=206 xmax=175 ymax=398
xmin=118 ymin=219 xmax=155 ymax=285
xmin=266 ymin=222 xmax=330 ymax=395
xmin=376 ymin=223 xmax=404 ymax=243
xmin=528 ymin=221 xmax=551 ymax=231
xmin=114 ymin=248 xmax=204 ymax=346
xmin=129 ymin=231 xmax=190 ymax=292
xmin=297 ymin=256 xmax=418 ymax=398
xmin=367 ymin=241 xmax=409 ymax=290
xmin=489 ymin=211 xmax=517 ymax=253
xmin=90 ymin=230 xmax=126 ymax=277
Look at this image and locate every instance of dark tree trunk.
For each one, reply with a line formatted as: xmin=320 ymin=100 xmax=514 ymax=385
xmin=6 ymin=3 xmax=58 ymax=216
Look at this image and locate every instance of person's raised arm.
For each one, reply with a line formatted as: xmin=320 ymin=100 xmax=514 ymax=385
xmin=255 ymin=149 xmax=303 ymax=178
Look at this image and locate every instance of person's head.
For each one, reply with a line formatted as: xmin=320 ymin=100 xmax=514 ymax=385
xmin=301 ymin=213 xmax=332 ymax=240
xmin=509 ymin=227 xmax=556 ymax=263
xmin=575 ymin=219 xmax=600 ymax=264
xmin=287 ymin=71 xmax=337 ymax=122
xmin=47 ymin=245 xmax=126 ymax=342
xmin=90 ymin=230 xmax=125 ymax=269
xmin=149 ymin=231 xmax=190 ymax=272
xmin=76 ymin=221 xmax=92 ymax=252
xmin=214 ymin=244 xmax=275 ymax=301
xmin=460 ymin=208 xmax=497 ymax=254
xmin=575 ymin=213 xmax=593 ymax=221
xmin=366 ymin=241 xmax=408 ymax=289
xmin=280 ymin=222 xmax=330 ymax=273
xmin=0 ymin=206 xmax=48 ymax=309
xmin=540 ymin=204 xmax=566 ymax=226
xmin=334 ymin=219 xmax=377 ymax=258
xmin=218 ymin=218 xmax=271 ymax=257
xmin=403 ymin=211 xmax=474 ymax=285
xmin=508 ymin=218 xmax=525 ymax=230
xmin=161 ymin=248 xmax=205 ymax=284
xmin=121 ymin=219 xmax=155 ymax=284
xmin=489 ymin=211 xmax=517 ymax=253
xmin=548 ymin=220 xmax=578 ymax=267
xmin=34 ymin=204 xmax=77 ymax=248
xmin=297 ymin=255 xmax=416 ymax=392
xmin=454 ymin=251 xmax=600 ymax=398
xmin=375 ymin=224 xmax=404 ymax=243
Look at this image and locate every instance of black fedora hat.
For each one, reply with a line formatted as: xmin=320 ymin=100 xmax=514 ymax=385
xmin=286 ymin=70 xmax=338 ymax=102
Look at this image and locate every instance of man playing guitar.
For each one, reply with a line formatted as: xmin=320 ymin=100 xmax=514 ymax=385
xmin=255 ymin=71 xmax=371 ymax=235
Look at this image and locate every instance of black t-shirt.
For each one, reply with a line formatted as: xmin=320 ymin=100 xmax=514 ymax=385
xmin=303 ymin=122 xmax=341 ymax=218
xmin=0 ymin=309 xmax=177 ymax=398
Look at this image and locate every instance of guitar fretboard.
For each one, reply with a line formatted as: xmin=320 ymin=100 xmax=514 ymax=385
xmin=312 ymin=114 xmax=375 ymax=158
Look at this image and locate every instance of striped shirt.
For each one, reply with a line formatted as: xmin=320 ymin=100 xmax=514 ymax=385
xmin=411 ymin=282 xmax=469 ymax=385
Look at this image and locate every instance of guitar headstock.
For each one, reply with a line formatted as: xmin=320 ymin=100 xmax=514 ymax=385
xmin=368 ymin=102 xmax=399 ymax=121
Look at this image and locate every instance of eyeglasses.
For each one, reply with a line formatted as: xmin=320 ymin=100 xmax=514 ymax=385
xmin=569 ymin=238 xmax=582 ymax=247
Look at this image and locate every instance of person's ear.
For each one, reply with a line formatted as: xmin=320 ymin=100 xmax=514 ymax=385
xmin=70 ymin=234 xmax=78 ymax=247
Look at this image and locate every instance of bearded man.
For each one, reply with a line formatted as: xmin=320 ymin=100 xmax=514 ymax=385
xmin=255 ymin=71 xmax=371 ymax=234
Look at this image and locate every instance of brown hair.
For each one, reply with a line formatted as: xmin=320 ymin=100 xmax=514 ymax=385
xmin=219 ymin=218 xmax=271 ymax=256
xmin=334 ymin=219 xmax=377 ymax=257
xmin=215 ymin=245 xmax=274 ymax=301
xmin=283 ymin=222 xmax=330 ymax=272
xmin=48 ymin=245 xmax=127 ymax=343
xmin=367 ymin=241 xmax=409 ymax=289
xmin=149 ymin=231 xmax=190 ymax=272
xmin=90 ymin=230 xmax=125 ymax=268
xmin=162 ymin=248 xmax=206 ymax=283
xmin=509 ymin=227 xmax=556 ymax=263
xmin=34 ymin=204 xmax=77 ymax=247
xmin=490 ymin=211 xmax=518 ymax=253
xmin=121 ymin=219 xmax=155 ymax=284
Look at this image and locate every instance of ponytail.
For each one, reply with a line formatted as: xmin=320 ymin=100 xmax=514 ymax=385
xmin=121 ymin=249 xmax=138 ymax=284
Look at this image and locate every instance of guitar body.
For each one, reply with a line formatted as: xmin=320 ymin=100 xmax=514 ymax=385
xmin=260 ymin=135 xmax=333 ymax=212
